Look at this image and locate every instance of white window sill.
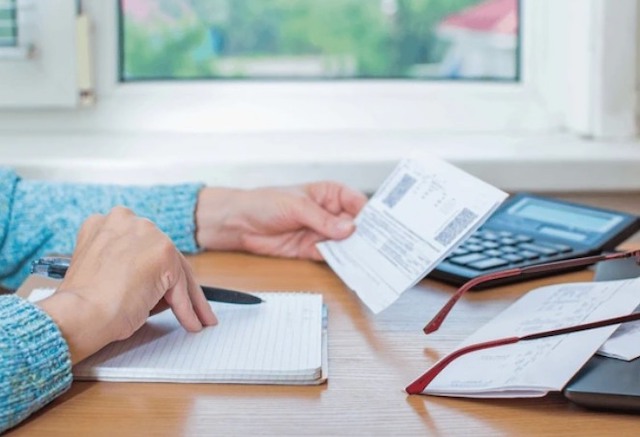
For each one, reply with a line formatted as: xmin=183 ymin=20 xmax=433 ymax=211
xmin=1 ymin=131 xmax=639 ymax=193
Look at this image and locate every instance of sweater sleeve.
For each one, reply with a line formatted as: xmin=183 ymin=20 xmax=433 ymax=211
xmin=0 ymin=168 xmax=203 ymax=290
xmin=0 ymin=295 xmax=72 ymax=433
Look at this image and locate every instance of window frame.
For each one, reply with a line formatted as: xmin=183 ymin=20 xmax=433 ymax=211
xmin=0 ymin=0 xmax=635 ymax=138
xmin=0 ymin=0 xmax=637 ymax=193
xmin=0 ymin=0 xmax=78 ymax=107
xmin=83 ymin=0 xmax=553 ymax=135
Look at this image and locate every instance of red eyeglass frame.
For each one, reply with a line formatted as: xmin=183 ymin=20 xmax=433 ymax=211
xmin=423 ymin=249 xmax=640 ymax=335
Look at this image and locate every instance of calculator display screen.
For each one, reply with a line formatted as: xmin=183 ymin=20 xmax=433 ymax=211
xmin=508 ymin=198 xmax=623 ymax=233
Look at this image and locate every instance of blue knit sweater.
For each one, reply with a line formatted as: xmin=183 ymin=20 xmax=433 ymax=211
xmin=0 ymin=168 xmax=203 ymax=432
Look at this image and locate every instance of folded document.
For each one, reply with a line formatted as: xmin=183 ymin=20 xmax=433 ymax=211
xmin=318 ymin=155 xmax=507 ymax=314
xmin=408 ymin=278 xmax=640 ymax=398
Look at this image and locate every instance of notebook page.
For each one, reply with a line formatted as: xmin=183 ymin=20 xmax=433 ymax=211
xmin=30 ymin=289 xmax=324 ymax=384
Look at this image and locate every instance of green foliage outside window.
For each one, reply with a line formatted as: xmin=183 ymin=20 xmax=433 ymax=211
xmin=122 ymin=0 xmax=486 ymax=80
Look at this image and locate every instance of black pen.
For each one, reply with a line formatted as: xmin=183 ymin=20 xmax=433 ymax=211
xmin=30 ymin=256 xmax=263 ymax=305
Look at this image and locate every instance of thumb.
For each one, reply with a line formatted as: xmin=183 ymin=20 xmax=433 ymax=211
xmin=297 ymin=201 xmax=356 ymax=240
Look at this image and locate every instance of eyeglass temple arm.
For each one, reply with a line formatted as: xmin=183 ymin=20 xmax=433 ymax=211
xmin=423 ymin=250 xmax=640 ymax=335
xmin=405 ymin=337 xmax=519 ymax=394
xmin=423 ymin=268 xmax=522 ymax=334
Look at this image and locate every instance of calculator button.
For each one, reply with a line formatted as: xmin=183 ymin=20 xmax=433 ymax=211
xmin=518 ymin=243 xmax=558 ymax=256
xmin=464 ymin=244 xmax=485 ymax=252
xmin=518 ymin=250 xmax=540 ymax=260
xmin=467 ymin=257 xmax=510 ymax=270
xmin=483 ymin=249 xmax=503 ymax=257
xmin=467 ymin=237 xmax=482 ymax=245
xmin=501 ymin=246 xmax=519 ymax=253
xmin=449 ymin=253 xmax=487 ymax=266
xmin=501 ymin=253 xmax=524 ymax=263
xmin=499 ymin=237 xmax=518 ymax=246
xmin=481 ymin=241 xmax=500 ymax=249
xmin=481 ymin=232 xmax=500 ymax=241
xmin=514 ymin=234 xmax=534 ymax=243
xmin=451 ymin=248 xmax=469 ymax=256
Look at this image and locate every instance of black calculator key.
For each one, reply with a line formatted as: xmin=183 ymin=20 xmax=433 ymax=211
xmin=468 ymin=257 xmax=510 ymax=270
xmin=499 ymin=237 xmax=518 ymax=245
xmin=449 ymin=253 xmax=487 ymax=266
xmin=483 ymin=249 xmax=503 ymax=257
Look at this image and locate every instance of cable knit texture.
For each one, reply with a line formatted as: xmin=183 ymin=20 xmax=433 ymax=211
xmin=0 ymin=295 xmax=72 ymax=433
xmin=0 ymin=168 xmax=204 ymax=431
xmin=0 ymin=167 xmax=203 ymax=290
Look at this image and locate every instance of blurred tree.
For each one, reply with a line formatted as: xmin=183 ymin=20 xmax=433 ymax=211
xmin=123 ymin=16 xmax=214 ymax=79
xmin=123 ymin=0 xmax=489 ymax=79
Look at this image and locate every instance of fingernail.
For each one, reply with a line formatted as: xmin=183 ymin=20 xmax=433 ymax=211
xmin=209 ymin=314 xmax=219 ymax=326
xmin=335 ymin=220 xmax=354 ymax=234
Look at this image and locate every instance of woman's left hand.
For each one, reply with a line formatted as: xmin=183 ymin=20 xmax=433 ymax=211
xmin=195 ymin=181 xmax=368 ymax=260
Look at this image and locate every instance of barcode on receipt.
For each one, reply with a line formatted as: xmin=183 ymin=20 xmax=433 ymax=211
xmin=382 ymin=174 xmax=417 ymax=208
xmin=435 ymin=208 xmax=478 ymax=246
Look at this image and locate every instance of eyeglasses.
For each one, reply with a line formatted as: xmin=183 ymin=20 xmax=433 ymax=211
xmin=405 ymin=249 xmax=640 ymax=395
xmin=423 ymin=249 xmax=640 ymax=335
xmin=406 ymin=310 xmax=640 ymax=394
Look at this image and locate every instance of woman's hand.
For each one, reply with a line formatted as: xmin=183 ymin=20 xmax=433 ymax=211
xmin=195 ymin=182 xmax=368 ymax=260
xmin=38 ymin=207 xmax=217 ymax=364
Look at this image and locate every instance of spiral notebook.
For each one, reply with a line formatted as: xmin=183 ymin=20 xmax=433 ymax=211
xmin=29 ymin=289 xmax=327 ymax=385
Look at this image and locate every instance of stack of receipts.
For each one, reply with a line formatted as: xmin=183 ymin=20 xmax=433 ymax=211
xmin=597 ymin=304 xmax=640 ymax=361
xmin=317 ymin=155 xmax=508 ymax=313
xmin=409 ymin=278 xmax=640 ymax=398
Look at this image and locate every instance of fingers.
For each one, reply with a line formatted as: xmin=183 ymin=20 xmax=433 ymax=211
xmin=179 ymin=253 xmax=218 ymax=326
xmin=162 ymin=264 xmax=204 ymax=332
xmin=308 ymin=182 xmax=367 ymax=216
xmin=337 ymin=184 xmax=368 ymax=217
xmin=289 ymin=199 xmax=353 ymax=241
xmin=162 ymin=246 xmax=218 ymax=332
xmin=295 ymin=182 xmax=367 ymax=241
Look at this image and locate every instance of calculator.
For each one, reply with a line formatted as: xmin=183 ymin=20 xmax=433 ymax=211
xmin=428 ymin=193 xmax=640 ymax=288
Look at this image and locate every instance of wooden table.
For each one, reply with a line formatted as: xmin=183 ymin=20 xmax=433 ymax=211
xmin=9 ymin=252 xmax=640 ymax=436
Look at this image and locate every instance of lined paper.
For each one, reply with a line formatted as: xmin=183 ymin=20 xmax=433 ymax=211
xmin=31 ymin=289 xmax=325 ymax=385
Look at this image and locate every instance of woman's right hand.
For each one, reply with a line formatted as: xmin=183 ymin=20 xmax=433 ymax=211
xmin=37 ymin=206 xmax=217 ymax=364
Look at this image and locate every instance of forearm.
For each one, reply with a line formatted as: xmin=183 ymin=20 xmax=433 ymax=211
xmin=0 ymin=168 xmax=203 ymax=289
xmin=195 ymin=186 xmax=246 ymax=250
xmin=0 ymin=295 xmax=72 ymax=433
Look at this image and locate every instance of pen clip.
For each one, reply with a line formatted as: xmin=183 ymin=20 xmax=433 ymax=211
xmin=30 ymin=256 xmax=71 ymax=279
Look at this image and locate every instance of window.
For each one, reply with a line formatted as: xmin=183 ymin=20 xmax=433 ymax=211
xmin=0 ymin=0 xmax=78 ymax=107
xmin=0 ymin=0 xmax=18 ymax=49
xmin=0 ymin=0 xmax=637 ymax=193
xmin=119 ymin=0 xmax=520 ymax=82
